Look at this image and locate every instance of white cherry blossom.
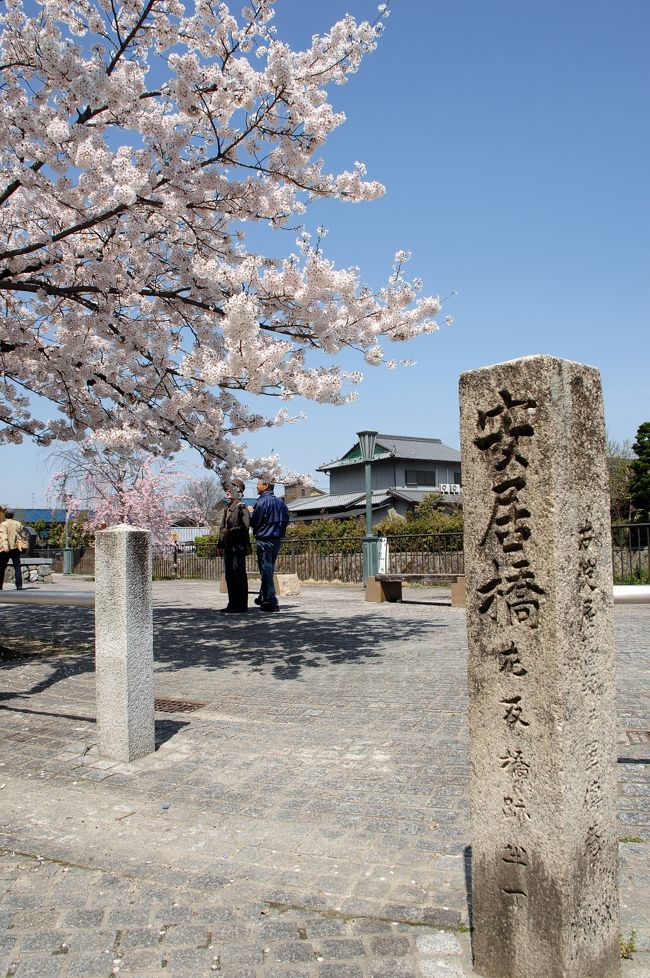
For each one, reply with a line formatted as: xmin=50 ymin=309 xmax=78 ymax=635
xmin=0 ymin=0 xmax=447 ymax=478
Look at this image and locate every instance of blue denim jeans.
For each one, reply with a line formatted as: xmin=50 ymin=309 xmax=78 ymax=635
xmin=255 ymin=538 xmax=281 ymax=607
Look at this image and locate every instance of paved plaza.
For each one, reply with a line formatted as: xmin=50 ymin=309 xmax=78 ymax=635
xmin=0 ymin=578 xmax=648 ymax=978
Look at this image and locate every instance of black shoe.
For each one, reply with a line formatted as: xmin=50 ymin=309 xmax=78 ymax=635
xmin=259 ymin=603 xmax=279 ymax=612
xmin=220 ymin=606 xmax=248 ymax=614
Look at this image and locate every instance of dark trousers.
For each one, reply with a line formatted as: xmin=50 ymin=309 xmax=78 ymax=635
xmin=255 ymin=538 xmax=281 ymax=608
xmin=0 ymin=549 xmax=23 ymax=589
xmin=224 ymin=545 xmax=248 ymax=610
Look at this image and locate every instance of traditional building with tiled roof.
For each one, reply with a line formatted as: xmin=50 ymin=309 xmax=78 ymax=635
xmin=286 ymin=434 xmax=462 ymax=525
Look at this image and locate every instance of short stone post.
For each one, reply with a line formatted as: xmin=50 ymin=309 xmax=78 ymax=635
xmin=460 ymin=356 xmax=620 ymax=978
xmin=95 ymin=524 xmax=155 ymax=762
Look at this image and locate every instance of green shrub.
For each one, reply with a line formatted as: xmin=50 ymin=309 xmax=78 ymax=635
xmin=615 ymin=567 xmax=650 ymax=585
xmin=194 ymin=534 xmax=220 ymax=557
xmin=285 ymin=517 xmax=365 ymax=554
xmin=375 ymin=493 xmax=463 ymax=548
xmin=43 ymin=513 xmax=94 ymax=548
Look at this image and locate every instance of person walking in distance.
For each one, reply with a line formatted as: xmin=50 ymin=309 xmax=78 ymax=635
xmin=249 ymin=477 xmax=289 ymax=612
xmin=218 ymin=479 xmax=250 ymax=614
xmin=0 ymin=510 xmax=26 ymax=590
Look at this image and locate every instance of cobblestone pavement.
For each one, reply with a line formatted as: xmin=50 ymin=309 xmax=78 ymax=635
xmin=0 ymin=578 xmax=648 ymax=978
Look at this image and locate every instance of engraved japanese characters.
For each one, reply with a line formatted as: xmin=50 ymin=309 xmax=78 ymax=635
xmin=460 ymin=356 xmax=620 ymax=978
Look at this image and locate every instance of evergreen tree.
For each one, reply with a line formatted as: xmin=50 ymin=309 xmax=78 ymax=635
xmin=628 ymin=422 xmax=650 ymax=521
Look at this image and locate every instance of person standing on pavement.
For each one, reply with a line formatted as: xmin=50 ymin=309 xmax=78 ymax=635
xmin=217 ymin=479 xmax=251 ymax=614
xmin=249 ymin=477 xmax=289 ymax=612
xmin=0 ymin=510 xmax=26 ymax=590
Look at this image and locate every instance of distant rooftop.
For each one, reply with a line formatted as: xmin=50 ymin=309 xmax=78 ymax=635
xmin=11 ymin=508 xmax=93 ymax=524
xmin=318 ymin=433 xmax=461 ymax=472
xmin=286 ymin=486 xmax=462 ymax=517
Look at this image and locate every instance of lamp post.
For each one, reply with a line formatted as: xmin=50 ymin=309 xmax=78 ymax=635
xmin=357 ymin=430 xmax=378 ymax=586
xmin=62 ymin=478 xmax=73 ymax=576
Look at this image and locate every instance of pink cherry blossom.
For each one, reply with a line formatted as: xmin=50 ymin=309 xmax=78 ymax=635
xmin=47 ymin=445 xmax=205 ymax=549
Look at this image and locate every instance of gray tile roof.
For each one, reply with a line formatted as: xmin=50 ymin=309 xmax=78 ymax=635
xmin=389 ymin=487 xmax=463 ymax=505
xmin=318 ymin=433 xmax=460 ymax=471
xmin=375 ymin=434 xmax=461 ymax=463
xmin=286 ymin=490 xmax=391 ymax=514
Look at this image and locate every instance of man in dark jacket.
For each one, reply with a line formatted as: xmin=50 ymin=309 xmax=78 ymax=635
xmin=218 ymin=479 xmax=250 ymax=613
xmin=249 ymin=477 xmax=289 ymax=612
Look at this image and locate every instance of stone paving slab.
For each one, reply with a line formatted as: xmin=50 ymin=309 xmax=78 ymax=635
xmin=0 ymin=578 xmax=647 ymax=977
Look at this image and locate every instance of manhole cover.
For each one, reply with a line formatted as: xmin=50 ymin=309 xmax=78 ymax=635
xmin=154 ymin=697 xmax=207 ymax=714
xmin=626 ymin=730 xmax=650 ymax=744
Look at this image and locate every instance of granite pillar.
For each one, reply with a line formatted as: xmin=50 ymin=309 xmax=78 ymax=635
xmin=459 ymin=355 xmax=620 ymax=978
xmin=95 ymin=524 xmax=155 ymax=762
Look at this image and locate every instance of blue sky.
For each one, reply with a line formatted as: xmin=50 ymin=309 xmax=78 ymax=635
xmin=4 ymin=0 xmax=649 ymax=503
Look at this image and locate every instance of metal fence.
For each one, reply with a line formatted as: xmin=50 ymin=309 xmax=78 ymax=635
xmin=38 ymin=547 xmax=95 ymax=575
xmin=33 ymin=523 xmax=650 ymax=585
xmin=611 ymin=522 xmax=650 ymax=584
xmin=380 ymin=533 xmax=464 ymax=576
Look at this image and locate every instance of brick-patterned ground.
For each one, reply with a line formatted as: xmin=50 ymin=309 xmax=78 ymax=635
xmin=0 ymin=579 xmax=647 ymax=977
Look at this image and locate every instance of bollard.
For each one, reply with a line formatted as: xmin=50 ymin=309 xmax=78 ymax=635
xmin=95 ymin=524 xmax=155 ymax=762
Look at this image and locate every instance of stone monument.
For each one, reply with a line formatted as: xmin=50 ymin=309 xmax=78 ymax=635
xmin=95 ymin=524 xmax=155 ymax=762
xmin=459 ymin=356 xmax=620 ymax=978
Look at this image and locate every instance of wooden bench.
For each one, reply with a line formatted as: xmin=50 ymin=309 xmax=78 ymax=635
xmin=366 ymin=573 xmax=459 ymax=603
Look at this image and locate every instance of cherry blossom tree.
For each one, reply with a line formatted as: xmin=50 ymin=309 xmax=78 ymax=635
xmin=1 ymin=0 xmax=447 ymax=478
xmin=47 ymin=443 xmax=201 ymax=547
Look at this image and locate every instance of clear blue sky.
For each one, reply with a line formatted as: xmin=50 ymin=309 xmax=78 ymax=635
xmin=4 ymin=0 xmax=649 ymax=503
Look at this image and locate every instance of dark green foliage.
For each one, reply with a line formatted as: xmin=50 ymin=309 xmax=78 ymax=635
xmin=375 ymin=493 xmax=463 ymax=543
xmin=285 ymin=517 xmax=365 ymax=554
xmin=629 ymin=422 xmax=650 ymax=521
xmin=286 ymin=494 xmax=464 ymax=555
xmin=194 ymin=534 xmax=221 ymax=557
xmin=42 ymin=513 xmax=93 ymax=548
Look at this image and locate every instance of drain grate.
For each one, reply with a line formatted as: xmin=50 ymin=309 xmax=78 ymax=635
xmin=154 ymin=697 xmax=207 ymax=714
xmin=626 ymin=730 xmax=650 ymax=745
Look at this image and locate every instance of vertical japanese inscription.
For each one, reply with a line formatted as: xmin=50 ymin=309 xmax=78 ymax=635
xmin=577 ymin=519 xmax=606 ymax=859
xmin=474 ymin=387 xmax=541 ymax=903
xmin=463 ymin=358 xmax=620 ymax=976
xmin=578 ymin=521 xmax=598 ymax=633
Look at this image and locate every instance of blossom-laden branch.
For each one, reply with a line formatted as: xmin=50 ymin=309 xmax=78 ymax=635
xmin=0 ymin=0 xmax=447 ymax=478
xmin=47 ymin=444 xmax=215 ymax=550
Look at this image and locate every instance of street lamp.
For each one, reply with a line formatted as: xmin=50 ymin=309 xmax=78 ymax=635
xmin=357 ymin=430 xmax=378 ymax=585
xmin=62 ymin=477 xmax=73 ymax=576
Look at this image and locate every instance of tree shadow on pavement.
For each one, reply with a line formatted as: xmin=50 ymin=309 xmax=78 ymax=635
xmin=0 ymin=651 xmax=94 ymax=701
xmin=0 ymin=606 xmax=95 ymax=649
xmin=0 ymin=606 xmax=96 ymax=699
xmin=151 ymin=604 xmax=450 ymax=681
xmin=0 ymin=600 xmax=451 ymax=684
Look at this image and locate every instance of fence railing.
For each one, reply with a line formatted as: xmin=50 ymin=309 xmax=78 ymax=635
xmin=611 ymin=522 xmax=650 ymax=584
xmin=37 ymin=547 xmax=95 ymax=575
xmin=33 ymin=523 xmax=650 ymax=586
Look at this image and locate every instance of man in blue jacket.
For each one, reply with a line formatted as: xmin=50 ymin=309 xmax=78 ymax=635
xmin=249 ymin=476 xmax=289 ymax=612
